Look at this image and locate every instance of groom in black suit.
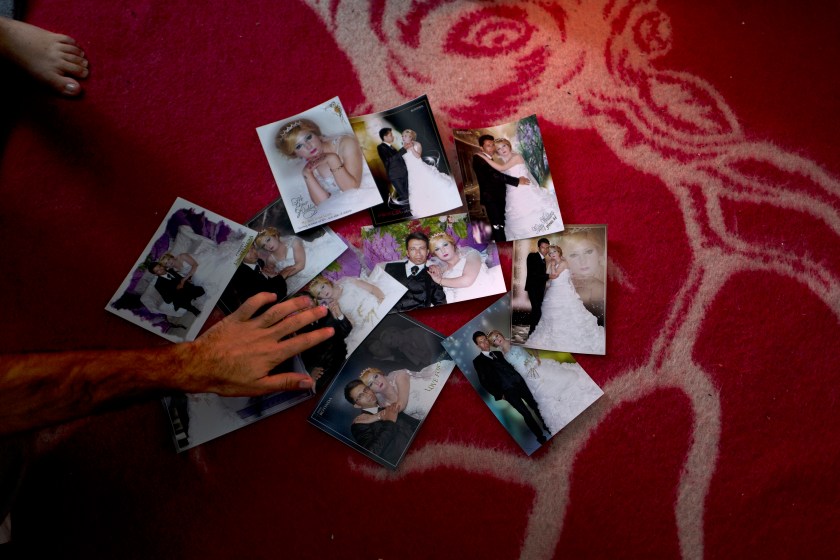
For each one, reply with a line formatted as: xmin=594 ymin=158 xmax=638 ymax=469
xmin=525 ymin=238 xmax=550 ymax=334
xmin=471 ymin=134 xmax=529 ymax=242
xmin=151 ymin=263 xmax=205 ymax=316
xmin=472 ymin=331 xmax=550 ymax=444
xmin=377 ymin=128 xmax=410 ymax=208
xmin=218 ymin=243 xmax=287 ymax=314
xmin=345 ymin=379 xmax=419 ymax=465
xmin=383 ymin=231 xmax=446 ymax=312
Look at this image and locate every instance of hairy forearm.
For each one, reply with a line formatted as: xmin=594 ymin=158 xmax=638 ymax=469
xmin=0 ymin=346 xmax=186 ymax=435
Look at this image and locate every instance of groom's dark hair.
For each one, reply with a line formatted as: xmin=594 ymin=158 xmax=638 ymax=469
xmin=472 ymin=331 xmax=487 ymax=344
xmin=379 ymin=127 xmax=392 ymax=140
xmin=405 ymin=231 xmax=430 ymax=249
xmin=478 ymin=134 xmax=494 ymax=146
xmin=538 ymin=238 xmax=550 ymax=246
xmin=344 ymin=379 xmax=366 ymax=405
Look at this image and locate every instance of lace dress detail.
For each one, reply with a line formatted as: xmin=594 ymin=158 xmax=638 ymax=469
xmin=528 ymin=269 xmax=606 ymax=354
xmin=503 ymin=345 xmax=603 ymax=433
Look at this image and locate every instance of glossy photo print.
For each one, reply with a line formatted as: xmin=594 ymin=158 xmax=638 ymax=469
xmin=442 ymin=294 xmax=603 ymax=456
xmin=309 ymin=314 xmax=454 ymax=470
xmin=350 ymin=94 xmax=465 ymax=225
xmin=361 ymin=214 xmax=506 ymax=312
xmin=217 ymin=197 xmax=347 ymax=314
xmin=511 ymin=225 xmax=607 ymax=355
xmin=257 ymin=97 xmax=382 ymax=232
xmin=453 ymin=115 xmax=564 ymax=243
xmin=106 ymin=198 xmax=254 ymax=343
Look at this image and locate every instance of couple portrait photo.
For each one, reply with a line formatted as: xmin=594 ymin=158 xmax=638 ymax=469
xmin=218 ymin=197 xmax=347 ymax=314
xmin=443 ymin=295 xmax=603 ymax=455
xmin=107 ymin=199 xmax=253 ymax=343
xmin=308 ymin=314 xmax=454 ymax=469
xmin=511 ymin=226 xmax=607 ymax=355
xmin=350 ymin=95 xmax=464 ymax=226
xmin=361 ymin=214 xmax=507 ymax=312
xmin=454 ymin=115 xmax=565 ymax=242
xmin=257 ymin=97 xmax=383 ymax=232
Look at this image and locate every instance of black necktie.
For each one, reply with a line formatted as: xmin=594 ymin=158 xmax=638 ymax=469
xmin=410 ymin=265 xmax=419 ymax=276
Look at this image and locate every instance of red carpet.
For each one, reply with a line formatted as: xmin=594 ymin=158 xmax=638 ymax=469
xmin=2 ymin=1 xmax=838 ymax=558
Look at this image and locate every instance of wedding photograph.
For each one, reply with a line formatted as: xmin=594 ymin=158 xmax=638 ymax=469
xmin=308 ymin=314 xmax=455 ymax=469
xmin=162 ymin=354 xmax=314 ymax=452
xmin=511 ymin=225 xmax=607 ymax=355
xmin=218 ymin=197 xmax=347 ymax=314
xmin=256 ymin=97 xmax=383 ymax=232
xmin=303 ymin=254 xmax=407 ymax=359
xmin=106 ymin=198 xmax=254 ymax=343
xmin=361 ymin=213 xmax=506 ymax=312
xmin=453 ymin=115 xmax=565 ymax=243
xmin=442 ymin=294 xmax=603 ymax=456
xmin=350 ymin=94 xmax=465 ymax=225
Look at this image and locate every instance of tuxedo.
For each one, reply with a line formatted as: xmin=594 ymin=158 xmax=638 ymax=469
xmin=525 ymin=251 xmax=548 ymax=334
xmin=377 ymin=142 xmax=410 ymax=203
xmin=472 ymin=152 xmax=519 ymax=242
xmin=351 ymin=409 xmax=419 ymax=465
xmin=154 ymin=270 xmax=205 ymax=315
xmin=473 ymin=350 xmax=548 ymax=443
xmin=218 ymin=259 xmax=287 ymax=314
xmin=384 ymin=261 xmax=446 ymax=312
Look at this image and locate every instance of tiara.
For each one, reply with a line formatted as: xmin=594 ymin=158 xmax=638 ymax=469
xmin=429 ymin=232 xmax=451 ymax=241
xmin=277 ymin=120 xmax=302 ymax=141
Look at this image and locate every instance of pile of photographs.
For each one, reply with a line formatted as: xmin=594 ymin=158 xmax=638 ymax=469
xmin=106 ymin=94 xmax=608 ymax=466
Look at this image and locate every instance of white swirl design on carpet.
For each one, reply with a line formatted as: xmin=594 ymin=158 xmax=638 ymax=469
xmin=303 ymin=1 xmax=840 ymax=558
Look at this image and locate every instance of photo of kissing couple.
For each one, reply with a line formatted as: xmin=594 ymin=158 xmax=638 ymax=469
xmin=454 ymin=115 xmax=565 ymax=243
xmin=308 ymin=314 xmax=455 ymax=469
xmin=443 ymin=295 xmax=603 ymax=456
xmin=350 ymin=94 xmax=465 ymax=226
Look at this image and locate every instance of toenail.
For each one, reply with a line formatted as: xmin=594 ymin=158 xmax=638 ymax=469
xmin=64 ymin=83 xmax=79 ymax=93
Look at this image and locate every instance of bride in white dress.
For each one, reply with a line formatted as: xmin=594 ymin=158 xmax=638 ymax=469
xmin=400 ymin=129 xmax=462 ymax=218
xmin=487 ymin=330 xmax=603 ymax=434
xmin=482 ymin=138 xmax=561 ymax=239
xmin=427 ymin=233 xmax=504 ymax=303
xmin=359 ymin=361 xmax=453 ymax=421
xmin=275 ymin=118 xmax=380 ymax=216
xmin=158 ymin=233 xmax=242 ymax=296
xmin=308 ymin=274 xmax=386 ymax=358
xmin=528 ymin=246 xmax=606 ymax=354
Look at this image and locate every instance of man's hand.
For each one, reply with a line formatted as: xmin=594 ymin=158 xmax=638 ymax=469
xmin=517 ymin=176 xmax=530 ymax=185
xmin=177 ymin=294 xmax=334 ymax=396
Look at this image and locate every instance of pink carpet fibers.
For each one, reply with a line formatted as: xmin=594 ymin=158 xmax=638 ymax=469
xmin=1 ymin=1 xmax=838 ymax=558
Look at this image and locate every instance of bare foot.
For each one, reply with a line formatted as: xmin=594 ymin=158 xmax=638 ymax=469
xmin=0 ymin=17 xmax=89 ymax=96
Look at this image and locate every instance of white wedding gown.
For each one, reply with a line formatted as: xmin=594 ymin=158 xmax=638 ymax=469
xmin=310 ymin=136 xmax=381 ymax=219
xmin=503 ymin=162 xmax=562 ymax=239
xmin=528 ymin=269 xmax=606 ymax=354
xmin=403 ymin=143 xmax=462 ymax=217
xmin=502 ymin=345 xmax=603 ymax=433
xmin=336 ymin=274 xmax=391 ymax=358
xmin=440 ymin=246 xmax=504 ymax=303
xmin=266 ymin=235 xmax=334 ymax=295
xmin=376 ymin=360 xmax=454 ymax=421
xmin=172 ymin=238 xmax=241 ymax=297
